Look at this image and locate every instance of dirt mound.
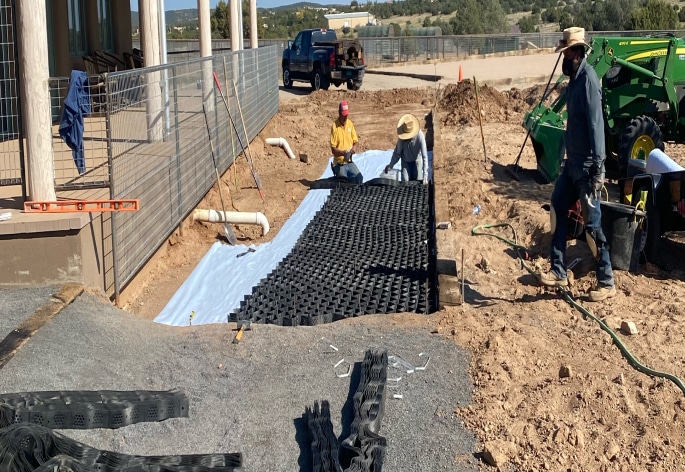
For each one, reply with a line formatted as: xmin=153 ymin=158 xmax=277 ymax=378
xmin=439 ymin=80 xmax=567 ymax=128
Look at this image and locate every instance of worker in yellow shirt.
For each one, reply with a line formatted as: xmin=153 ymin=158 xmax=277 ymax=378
xmin=330 ymin=100 xmax=363 ymax=184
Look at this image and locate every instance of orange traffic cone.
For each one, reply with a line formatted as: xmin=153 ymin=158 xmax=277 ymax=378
xmin=458 ymin=64 xmax=463 ymax=82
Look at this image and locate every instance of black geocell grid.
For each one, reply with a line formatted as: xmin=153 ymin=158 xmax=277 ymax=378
xmin=234 ymin=183 xmax=436 ymax=325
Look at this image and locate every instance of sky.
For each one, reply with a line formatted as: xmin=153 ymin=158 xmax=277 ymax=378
xmin=130 ymin=0 xmax=343 ymax=11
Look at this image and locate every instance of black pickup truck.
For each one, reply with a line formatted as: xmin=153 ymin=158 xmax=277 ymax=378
xmin=282 ymin=29 xmax=366 ymax=92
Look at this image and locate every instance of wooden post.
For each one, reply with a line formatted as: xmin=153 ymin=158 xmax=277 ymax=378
xmin=473 ymin=77 xmax=488 ymax=164
xmin=17 ymin=0 xmax=56 ymax=202
xmin=250 ymin=0 xmax=258 ymax=49
xmin=140 ymin=0 xmax=163 ymax=141
xmin=198 ymin=0 xmax=214 ymax=111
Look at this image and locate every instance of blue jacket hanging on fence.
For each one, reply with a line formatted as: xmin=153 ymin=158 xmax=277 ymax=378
xmin=59 ymin=70 xmax=91 ymax=175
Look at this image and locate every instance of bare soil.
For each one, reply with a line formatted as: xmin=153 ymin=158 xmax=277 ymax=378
xmin=123 ymin=80 xmax=685 ymax=471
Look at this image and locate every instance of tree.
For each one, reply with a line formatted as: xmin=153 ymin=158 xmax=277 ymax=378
xmin=351 ymin=0 xmax=358 ymax=7
xmin=211 ymin=0 xmax=230 ymax=39
xmin=518 ymin=14 xmax=537 ymax=33
xmin=631 ymin=0 xmax=678 ymax=30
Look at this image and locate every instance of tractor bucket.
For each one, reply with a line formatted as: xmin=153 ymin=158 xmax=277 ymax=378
xmin=522 ymin=101 xmax=566 ymax=184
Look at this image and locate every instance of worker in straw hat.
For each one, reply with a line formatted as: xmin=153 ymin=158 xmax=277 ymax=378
xmin=384 ymin=113 xmax=429 ymax=184
xmin=539 ymin=26 xmax=616 ymax=302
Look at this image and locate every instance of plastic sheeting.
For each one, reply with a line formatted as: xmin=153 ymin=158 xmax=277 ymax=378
xmin=155 ymin=149 xmax=433 ymax=326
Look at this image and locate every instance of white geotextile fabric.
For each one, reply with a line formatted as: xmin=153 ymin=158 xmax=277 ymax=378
xmin=154 ymin=149 xmax=398 ymax=326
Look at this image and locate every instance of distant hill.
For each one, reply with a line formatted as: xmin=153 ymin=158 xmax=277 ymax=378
xmin=270 ymin=2 xmax=347 ymax=11
xmin=132 ymin=2 xmax=350 ymax=28
xmin=131 ymin=9 xmax=200 ymax=29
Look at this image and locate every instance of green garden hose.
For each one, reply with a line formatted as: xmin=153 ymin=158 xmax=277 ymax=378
xmin=472 ymin=223 xmax=685 ymax=396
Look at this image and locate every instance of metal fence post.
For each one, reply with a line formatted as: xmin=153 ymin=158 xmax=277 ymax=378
xmin=172 ymin=64 xmax=183 ymax=230
xmin=104 ymin=74 xmax=120 ymax=306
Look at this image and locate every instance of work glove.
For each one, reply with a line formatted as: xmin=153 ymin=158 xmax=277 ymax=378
xmin=591 ymin=174 xmax=604 ymax=193
xmin=423 ymin=175 xmax=428 ymax=185
xmin=344 ymin=151 xmax=353 ymax=163
xmin=590 ymin=165 xmax=605 ymax=194
xmin=384 ymin=165 xmax=392 ymax=174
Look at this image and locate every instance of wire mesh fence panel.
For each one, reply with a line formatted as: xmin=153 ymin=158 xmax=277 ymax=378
xmin=49 ymin=76 xmax=111 ymax=191
xmin=0 ymin=0 xmax=22 ymax=190
xmin=106 ymin=46 xmax=279 ymax=295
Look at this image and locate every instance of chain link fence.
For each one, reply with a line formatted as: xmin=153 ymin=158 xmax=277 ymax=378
xmin=103 ymin=46 xmax=278 ymax=298
xmin=133 ymin=30 xmax=685 ymax=68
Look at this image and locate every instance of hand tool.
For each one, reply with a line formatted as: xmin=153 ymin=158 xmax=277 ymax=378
xmin=201 ymin=103 xmax=237 ymax=245
xmin=233 ymin=320 xmax=252 ymax=344
xmin=506 ymin=52 xmax=563 ymax=181
xmin=212 ymin=72 xmax=265 ymax=201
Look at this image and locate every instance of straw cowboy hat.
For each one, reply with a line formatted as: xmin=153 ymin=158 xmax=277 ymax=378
xmin=555 ymin=27 xmax=590 ymax=53
xmin=397 ymin=114 xmax=420 ymax=140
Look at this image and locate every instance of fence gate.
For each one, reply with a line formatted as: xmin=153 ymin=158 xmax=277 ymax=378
xmin=0 ymin=0 xmax=23 ymax=193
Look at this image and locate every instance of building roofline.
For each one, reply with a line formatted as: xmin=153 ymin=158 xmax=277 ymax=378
xmin=324 ymin=12 xmax=373 ymax=19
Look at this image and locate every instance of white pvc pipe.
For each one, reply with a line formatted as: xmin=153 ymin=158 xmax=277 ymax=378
xmin=266 ymin=137 xmax=296 ymax=160
xmin=193 ymin=209 xmax=270 ymax=235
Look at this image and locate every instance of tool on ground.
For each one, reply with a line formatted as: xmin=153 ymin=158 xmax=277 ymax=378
xmin=232 ymin=320 xmax=252 ymax=344
xmin=212 ymin=72 xmax=265 ymax=201
xmin=201 ymin=103 xmax=237 ymax=245
xmin=232 ymin=79 xmax=265 ymax=200
xmin=473 ymin=77 xmax=488 ymax=164
xmin=236 ymin=247 xmax=256 ymax=258
xmin=506 ymin=53 xmax=563 ymax=181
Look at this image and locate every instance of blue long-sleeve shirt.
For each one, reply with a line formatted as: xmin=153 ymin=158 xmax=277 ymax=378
xmin=59 ymin=70 xmax=91 ymax=175
xmin=564 ymin=58 xmax=605 ymax=177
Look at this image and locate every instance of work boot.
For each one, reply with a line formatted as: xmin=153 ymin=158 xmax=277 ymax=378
xmin=539 ymin=271 xmax=568 ymax=287
xmin=588 ymin=285 xmax=616 ymax=302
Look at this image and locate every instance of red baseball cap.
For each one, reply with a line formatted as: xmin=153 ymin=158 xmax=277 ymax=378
xmin=339 ymin=100 xmax=349 ymax=116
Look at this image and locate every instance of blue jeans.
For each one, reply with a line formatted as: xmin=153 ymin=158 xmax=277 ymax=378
xmin=333 ymin=162 xmax=363 ymax=184
xmin=401 ymin=160 xmax=423 ymax=181
xmin=550 ymin=165 xmax=614 ymax=287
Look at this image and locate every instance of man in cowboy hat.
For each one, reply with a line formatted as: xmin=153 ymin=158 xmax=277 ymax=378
xmin=330 ymin=100 xmax=363 ymax=184
xmin=540 ymin=26 xmax=616 ymax=302
xmin=384 ymin=113 xmax=429 ymax=184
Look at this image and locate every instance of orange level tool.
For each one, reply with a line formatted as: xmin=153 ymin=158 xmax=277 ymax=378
xmin=24 ymin=199 xmax=140 ymax=213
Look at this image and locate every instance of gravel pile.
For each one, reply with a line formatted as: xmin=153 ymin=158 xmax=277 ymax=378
xmin=0 ymin=292 xmax=479 ymax=471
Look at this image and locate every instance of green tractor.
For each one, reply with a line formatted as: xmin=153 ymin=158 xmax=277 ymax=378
xmin=523 ymin=34 xmax=685 ymax=183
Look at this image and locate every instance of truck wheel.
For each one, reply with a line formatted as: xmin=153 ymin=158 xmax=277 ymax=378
xmin=346 ymin=79 xmax=362 ymax=91
xmin=311 ymin=69 xmax=329 ymax=91
xmin=283 ymin=67 xmax=293 ymax=89
xmin=618 ymin=116 xmax=664 ymax=178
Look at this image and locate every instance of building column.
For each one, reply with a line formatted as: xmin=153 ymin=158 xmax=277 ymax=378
xmin=198 ymin=0 xmax=213 ymax=110
xmin=250 ymin=0 xmax=258 ymax=49
xmin=230 ymin=0 xmax=240 ymax=53
xmin=230 ymin=0 xmax=241 ymax=83
xmin=140 ymin=0 xmax=163 ymax=141
xmin=17 ymin=0 xmax=55 ymax=201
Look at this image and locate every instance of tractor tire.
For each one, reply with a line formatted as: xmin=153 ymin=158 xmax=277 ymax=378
xmin=311 ymin=69 xmax=329 ymax=91
xmin=618 ymin=115 xmax=664 ymax=178
xmin=283 ymin=67 xmax=293 ymax=89
xmin=644 ymin=194 xmax=661 ymax=263
xmin=346 ymin=79 xmax=362 ymax=91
